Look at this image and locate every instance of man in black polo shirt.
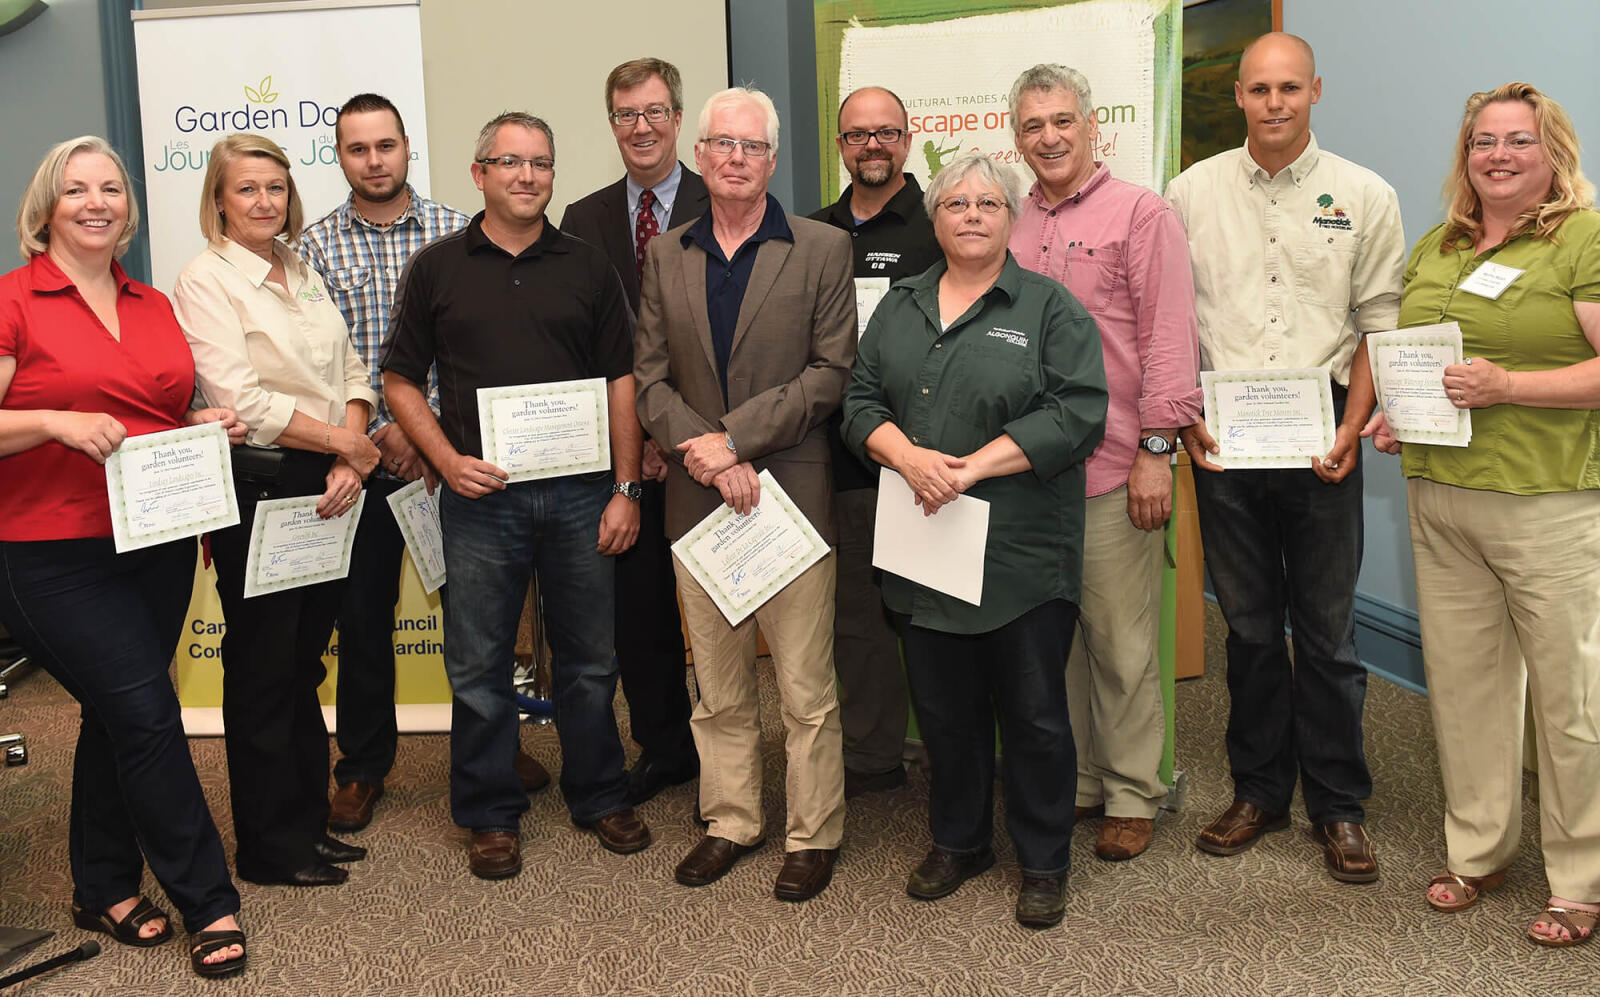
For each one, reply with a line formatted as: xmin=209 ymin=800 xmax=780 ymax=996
xmin=382 ymin=111 xmax=649 ymax=880
xmin=808 ymin=86 xmax=941 ymax=797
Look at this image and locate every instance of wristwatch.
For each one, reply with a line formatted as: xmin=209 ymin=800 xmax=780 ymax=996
xmin=611 ymin=481 xmax=643 ymax=501
xmin=1140 ymin=434 xmax=1173 ymax=455
xmin=724 ymin=433 xmax=738 ymax=455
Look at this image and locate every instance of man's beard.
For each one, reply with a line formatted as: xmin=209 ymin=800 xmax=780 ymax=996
xmin=854 ymin=155 xmax=894 ymax=187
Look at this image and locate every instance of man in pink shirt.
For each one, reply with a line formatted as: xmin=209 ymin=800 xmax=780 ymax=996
xmin=1007 ymin=63 xmax=1202 ymax=862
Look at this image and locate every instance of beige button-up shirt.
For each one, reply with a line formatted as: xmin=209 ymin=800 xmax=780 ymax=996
xmin=1164 ymin=134 xmax=1405 ymax=386
xmin=174 ymin=237 xmax=377 ymax=447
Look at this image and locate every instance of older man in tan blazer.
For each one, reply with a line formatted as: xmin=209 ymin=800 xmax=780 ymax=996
xmin=634 ymin=86 xmax=856 ymax=903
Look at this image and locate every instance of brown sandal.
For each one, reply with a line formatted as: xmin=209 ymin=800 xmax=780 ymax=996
xmin=1527 ymin=905 xmax=1597 ymax=948
xmin=1425 ymin=869 xmax=1507 ymax=912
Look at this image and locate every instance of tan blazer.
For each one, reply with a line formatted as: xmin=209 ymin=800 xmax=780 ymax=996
xmin=635 ymin=213 xmax=856 ymax=541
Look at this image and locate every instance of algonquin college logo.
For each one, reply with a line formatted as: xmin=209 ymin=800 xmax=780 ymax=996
xmin=1313 ymin=193 xmax=1352 ymax=230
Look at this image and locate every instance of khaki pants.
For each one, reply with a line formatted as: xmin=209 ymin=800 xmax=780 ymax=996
xmin=1408 ymin=479 xmax=1600 ymax=900
xmin=1067 ymin=487 xmax=1167 ymax=819
xmin=673 ymin=550 xmax=846 ymax=852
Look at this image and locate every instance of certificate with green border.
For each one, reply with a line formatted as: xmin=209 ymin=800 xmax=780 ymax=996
xmin=670 ymin=470 xmax=829 ymax=626
xmin=104 ymin=421 xmax=238 ymax=552
xmin=476 ymin=378 xmax=610 ymax=484
xmin=242 ymin=492 xmax=365 ymax=599
xmin=1201 ymin=368 xmax=1336 ymax=469
xmin=1366 ymin=324 xmax=1471 ymax=447
xmin=386 ymin=478 xmax=446 ymax=594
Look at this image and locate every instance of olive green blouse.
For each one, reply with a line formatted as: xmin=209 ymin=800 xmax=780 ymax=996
xmin=842 ymin=254 xmax=1107 ymax=634
xmin=1399 ymin=210 xmax=1600 ymax=494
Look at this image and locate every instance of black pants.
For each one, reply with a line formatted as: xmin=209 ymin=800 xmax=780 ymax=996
xmin=208 ymin=449 xmax=343 ymax=876
xmin=0 ymin=536 xmax=239 ymax=932
xmin=332 ymin=475 xmax=405 ymax=787
xmin=613 ymin=479 xmax=694 ymax=765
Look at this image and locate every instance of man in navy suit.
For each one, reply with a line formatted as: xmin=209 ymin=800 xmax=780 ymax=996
xmin=561 ymin=57 xmax=709 ymax=805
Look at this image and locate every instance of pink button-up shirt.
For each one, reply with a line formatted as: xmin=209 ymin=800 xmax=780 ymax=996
xmin=1010 ymin=164 xmax=1202 ymax=498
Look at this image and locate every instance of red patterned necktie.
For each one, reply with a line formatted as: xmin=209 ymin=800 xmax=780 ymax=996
xmin=634 ymin=188 xmax=659 ymax=280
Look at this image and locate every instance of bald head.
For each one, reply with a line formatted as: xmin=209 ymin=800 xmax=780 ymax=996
xmin=839 ymin=86 xmax=908 ymax=124
xmin=1240 ymin=32 xmax=1315 ymax=80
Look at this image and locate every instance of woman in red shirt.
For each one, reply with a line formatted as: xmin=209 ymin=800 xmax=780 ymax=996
xmin=0 ymin=137 xmax=248 ymax=979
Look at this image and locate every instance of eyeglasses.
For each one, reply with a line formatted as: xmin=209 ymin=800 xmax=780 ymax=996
xmin=476 ymin=155 xmax=555 ymax=173
xmin=1468 ymin=133 xmax=1540 ymax=154
xmin=937 ymin=195 xmax=1006 ymax=215
xmin=839 ymin=128 xmax=905 ymax=146
xmin=700 ymin=137 xmax=772 ymax=159
xmin=609 ymin=105 xmax=674 ymax=127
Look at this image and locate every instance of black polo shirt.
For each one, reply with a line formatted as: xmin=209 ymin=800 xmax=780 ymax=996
xmin=809 ymin=174 xmax=943 ymax=490
xmin=681 ymin=194 xmax=793 ymax=405
xmin=381 ymin=212 xmax=633 ymax=460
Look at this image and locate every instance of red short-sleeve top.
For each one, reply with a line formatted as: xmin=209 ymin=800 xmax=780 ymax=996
xmin=0 ymin=254 xmax=196 ymax=541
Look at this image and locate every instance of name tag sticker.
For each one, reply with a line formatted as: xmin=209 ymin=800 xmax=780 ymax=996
xmin=1457 ymin=261 xmax=1524 ymax=300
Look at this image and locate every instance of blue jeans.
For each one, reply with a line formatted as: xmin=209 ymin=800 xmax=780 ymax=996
xmin=333 ymin=475 xmax=407 ymax=787
xmin=439 ymin=473 xmax=627 ymax=831
xmin=898 ymin=600 xmax=1079 ymax=878
xmin=0 ymin=537 xmax=239 ymax=932
xmin=1191 ymin=447 xmax=1371 ymax=823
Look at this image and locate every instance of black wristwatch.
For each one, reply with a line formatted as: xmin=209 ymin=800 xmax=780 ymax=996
xmin=612 ymin=481 xmax=643 ymax=501
xmin=1140 ymin=435 xmax=1173 ymax=455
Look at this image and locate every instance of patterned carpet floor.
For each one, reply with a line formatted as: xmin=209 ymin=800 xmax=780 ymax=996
xmin=0 ymin=606 xmax=1591 ymax=995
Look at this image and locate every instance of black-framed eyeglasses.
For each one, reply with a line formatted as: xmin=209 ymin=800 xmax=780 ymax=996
xmin=937 ymin=195 xmax=1006 ymax=215
xmin=700 ymin=137 xmax=772 ymax=159
xmin=609 ymin=105 xmax=675 ymax=127
xmin=839 ymin=128 xmax=905 ymax=146
xmin=476 ymin=155 xmax=555 ymax=173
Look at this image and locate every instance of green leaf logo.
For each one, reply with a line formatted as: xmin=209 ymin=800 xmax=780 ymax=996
xmin=244 ymin=75 xmax=279 ymax=104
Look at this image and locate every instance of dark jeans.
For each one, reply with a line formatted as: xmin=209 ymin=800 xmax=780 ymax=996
xmin=333 ymin=474 xmax=406 ymax=787
xmin=0 ymin=537 xmax=239 ymax=932
xmin=899 ymin=600 xmax=1079 ymax=878
xmin=614 ymin=478 xmax=694 ymax=766
xmin=1191 ymin=450 xmax=1371 ymax=823
xmin=438 ymin=473 xmax=627 ymax=831
xmin=209 ymin=449 xmax=344 ymax=876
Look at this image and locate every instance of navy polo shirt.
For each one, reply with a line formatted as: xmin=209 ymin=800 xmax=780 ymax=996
xmin=681 ymin=194 xmax=793 ymax=403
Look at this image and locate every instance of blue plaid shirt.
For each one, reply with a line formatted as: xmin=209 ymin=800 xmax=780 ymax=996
xmin=296 ymin=185 xmax=469 ymax=432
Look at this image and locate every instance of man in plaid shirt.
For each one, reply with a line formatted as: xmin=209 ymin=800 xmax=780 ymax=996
xmin=298 ymin=94 xmax=549 ymax=833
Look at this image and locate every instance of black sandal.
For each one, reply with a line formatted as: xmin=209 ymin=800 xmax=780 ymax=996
xmin=71 ymin=896 xmax=173 ymax=947
xmin=190 ymin=928 xmax=248 ymax=978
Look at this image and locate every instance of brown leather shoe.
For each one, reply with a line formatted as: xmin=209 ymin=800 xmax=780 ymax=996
xmin=1095 ymin=817 xmax=1153 ymax=861
xmin=1196 ymin=800 xmax=1289 ymax=856
xmin=468 ymin=831 xmax=521 ymax=880
xmin=1074 ymin=803 xmax=1105 ymax=821
xmin=1314 ymin=821 xmax=1379 ymax=883
xmin=328 ymin=781 xmax=383 ymax=832
xmin=674 ymin=834 xmax=765 ymax=887
xmin=580 ymin=808 xmax=652 ymax=855
xmin=774 ymin=848 xmax=838 ymax=902
xmin=514 ymin=750 xmax=551 ymax=793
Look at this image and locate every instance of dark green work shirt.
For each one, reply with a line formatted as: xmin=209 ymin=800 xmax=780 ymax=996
xmin=842 ymin=253 xmax=1107 ymax=634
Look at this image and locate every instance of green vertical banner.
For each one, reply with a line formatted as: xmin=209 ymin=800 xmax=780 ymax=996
xmin=817 ymin=0 xmax=1185 ymax=786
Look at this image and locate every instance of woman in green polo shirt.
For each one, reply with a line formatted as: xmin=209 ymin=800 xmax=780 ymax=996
xmin=841 ymin=151 xmax=1107 ymax=929
xmin=1365 ymin=82 xmax=1600 ymax=948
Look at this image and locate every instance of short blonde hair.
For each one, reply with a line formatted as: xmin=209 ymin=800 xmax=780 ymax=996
xmin=1440 ymin=82 xmax=1595 ymax=249
xmin=198 ymin=133 xmax=304 ymax=244
xmin=15 ymin=136 xmax=140 ymax=262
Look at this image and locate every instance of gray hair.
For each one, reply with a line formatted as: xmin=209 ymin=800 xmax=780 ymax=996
xmin=696 ymin=87 xmax=780 ymax=153
xmin=923 ymin=152 xmax=1025 ymax=221
xmin=474 ymin=112 xmax=556 ymax=163
xmin=1007 ymin=64 xmax=1094 ymax=132
xmin=16 ymin=136 xmax=140 ymax=261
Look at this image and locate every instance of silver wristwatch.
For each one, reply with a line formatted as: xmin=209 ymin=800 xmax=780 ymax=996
xmin=612 ymin=481 xmax=643 ymax=501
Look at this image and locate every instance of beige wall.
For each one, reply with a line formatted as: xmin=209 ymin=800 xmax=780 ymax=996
xmin=418 ymin=0 xmax=729 ymax=221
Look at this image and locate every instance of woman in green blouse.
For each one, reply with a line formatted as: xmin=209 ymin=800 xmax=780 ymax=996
xmin=1365 ymin=82 xmax=1600 ymax=948
xmin=842 ymin=151 xmax=1106 ymax=929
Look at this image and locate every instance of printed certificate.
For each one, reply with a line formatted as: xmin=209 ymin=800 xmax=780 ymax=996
xmin=243 ymin=492 xmax=365 ymax=598
xmin=872 ymin=467 xmax=988 ymax=606
xmin=1366 ymin=324 xmax=1472 ymax=447
xmin=386 ymin=478 xmax=446 ymax=594
xmin=104 ymin=421 xmax=239 ymax=552
xmin=1201 ymin=369 xmax=1336 ymax=469
xmin=671 ymin=470 xmax=829 ymax=626
xmin=477 ymin=378 xmax=611 ymax=484
xmin=854 ymin=277 xmax=891 ymax=339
